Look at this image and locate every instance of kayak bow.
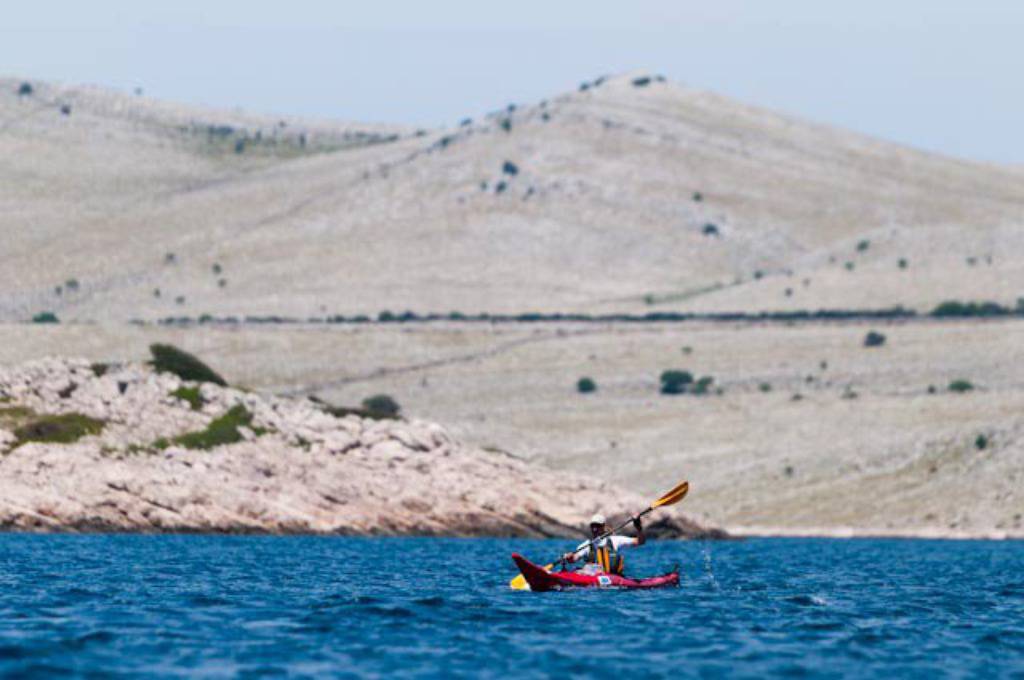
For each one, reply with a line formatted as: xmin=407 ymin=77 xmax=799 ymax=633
xmin=511 ymin=553 xmax=679 ymax=592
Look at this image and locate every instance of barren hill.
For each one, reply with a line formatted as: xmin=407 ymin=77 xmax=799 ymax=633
xmin=3 ymin=73 xmax=1023 ymax=322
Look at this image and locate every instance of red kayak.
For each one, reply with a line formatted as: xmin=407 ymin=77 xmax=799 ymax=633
xmin=511 ymin=553 xmax=679 ymax=592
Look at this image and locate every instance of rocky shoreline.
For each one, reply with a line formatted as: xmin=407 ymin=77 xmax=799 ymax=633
xmin=0 ymin=357 xmax=719 ymax=538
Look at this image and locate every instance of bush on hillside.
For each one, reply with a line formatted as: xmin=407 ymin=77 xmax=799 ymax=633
xmin=864 ymin=331 xmax=886 ymax=347
xmin=31 ymin=312 xmax=59 ymax=324
xmin=149 ymin=344 xmax=227 ymax=386
xmin=692 ymin=376 xmax=714 ymax=395
xmin=165 ymin=405 xmax=253 ymax=450
xmin=18 ymin=82 xmax=33 ymax=96
xmin=930 ymin=300 xmax=1011 ymax=318
xmin=171 ymin=386 xmax=204 ymax=411
xmin=577 ymin=377 xmax=597 ymax=394
xmin=975 ymin=434 xmax=988 ymax=450
xmin=502 ymin=161 xmax=519 ymax=176
xmin=362 ymin=394 xmax=401 ymax=419
xmin=660 ymin=370 xmax=693 ymax=395
xmin=702 ymin=223 xmax=720 ymax=237
xmin=14 ymin=413 xmax=104 ymax=447
xmin=856 ymin=240 xmax=870 ymax=252
xmin=948 ymin=379 xmax=974 ymax=393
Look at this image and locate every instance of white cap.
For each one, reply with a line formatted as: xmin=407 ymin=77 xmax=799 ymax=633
xmin=589 ymin=513 xmax=606 ymax=525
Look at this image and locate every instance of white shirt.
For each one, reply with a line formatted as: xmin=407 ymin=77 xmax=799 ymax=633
xmin=574 ymin=535 xmax=638 ymax=560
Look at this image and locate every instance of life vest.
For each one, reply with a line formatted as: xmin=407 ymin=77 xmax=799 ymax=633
xmin=585 ymin=539 xmax=624 ymax=575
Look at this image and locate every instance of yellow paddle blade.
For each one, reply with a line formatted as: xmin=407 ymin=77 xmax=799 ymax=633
xmin=510 ymin=563 xmax=553 ymax=590
xmin=651 ymin=480 xmax=689 ymax=508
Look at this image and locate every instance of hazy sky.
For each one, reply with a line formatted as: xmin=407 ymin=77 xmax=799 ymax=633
xmin=4 ymin=1 xmax=1022 ymax=162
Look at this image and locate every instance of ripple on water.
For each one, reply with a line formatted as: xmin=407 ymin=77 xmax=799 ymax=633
xmin=0 ymin=536 xmax=1023 ymax=677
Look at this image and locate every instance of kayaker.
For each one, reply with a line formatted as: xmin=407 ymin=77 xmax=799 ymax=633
xmin=562 ymin=513 xmax=645 ymax=576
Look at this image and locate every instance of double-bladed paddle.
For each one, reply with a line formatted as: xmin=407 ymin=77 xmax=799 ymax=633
xmin=509 ymin=480 xmax=689 ymax=591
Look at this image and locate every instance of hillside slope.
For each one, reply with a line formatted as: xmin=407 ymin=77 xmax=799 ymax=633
xmin=2 ymin=74 xmax=1023 ymax=322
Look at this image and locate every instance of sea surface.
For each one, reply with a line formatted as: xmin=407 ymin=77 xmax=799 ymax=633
xmin=0 ymin=536 xmax=1023 ymax=678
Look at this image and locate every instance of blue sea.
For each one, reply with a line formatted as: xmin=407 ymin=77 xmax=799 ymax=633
xmin=1 ymin=536 xmax=1023 ymax=678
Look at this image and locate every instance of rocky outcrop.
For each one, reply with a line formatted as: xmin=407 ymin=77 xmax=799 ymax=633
xmin=0 ymin=358 xmax=719 ymax=537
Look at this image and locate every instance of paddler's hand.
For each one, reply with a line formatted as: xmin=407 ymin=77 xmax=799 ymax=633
xmin=561 ymin=552 xmax=575 ymax=563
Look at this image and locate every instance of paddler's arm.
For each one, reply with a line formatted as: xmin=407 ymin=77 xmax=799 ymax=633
xmin=633 ymin=517 xmax=646 ymax=546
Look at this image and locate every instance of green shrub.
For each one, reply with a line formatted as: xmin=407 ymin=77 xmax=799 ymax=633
xmin=660 ymin=370 xmax=693 ymax=395
xmin=856 ymin=240 xmax=870 ymax=252
xmin=31 ymin=312 xmax=59 ymax=324
xmin=948 ymin=379 xmax=974 ymax=393
xmin=898 ymin=258 xmax=908 ymax=269
xmin=18 ymin=82 xmax=33 ymax=96
xmin=13 ymin=413 xmax=104 ymax=447
xmin=577 ymin=377 xmax=597 ymax=394
xmin=149 ymin=344 xmax=227 ymax=386
xmin=90 ymin=363 xmax=110 ymax=377
xmin=362 ymin=394 xmax=401 ymax=418
xmin=171 ymin=386 xmax=204 ymax=411
xmin=170 ymin=405 xmax=252 ymax=450
xmin=759 ymin=382 xmax=772 ymax=393
xmin=692 ymin=192 xmax=703 ymax=202
xmin=931 ymin=300 xmax=1010 ymax=318
xmin=864 ymin=331 xmax=886 ymax=347
xmin=692 ymin=376 xmax=714 ymax=395
xmin=975 ymin=434 xmax=988 ymax=450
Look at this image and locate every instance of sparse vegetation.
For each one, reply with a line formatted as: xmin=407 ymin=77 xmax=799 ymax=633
xmin=502 ymin=161 xmax=519 ymax=176
xmin=702 ymin=223 xmax=720 ymax=237
xmin=17 ymin=82 xmax=33 ymax=96
xmin=495 ymin=181 xmax=508 ymax=194
xmin=171 ymin=386 xmax=204 ymax=411
xmin=975 ymin=434 xmax=989 ymax=450
xmin=31 ymin=312 xmax=59 ymax=324
xmin=632 ymin=76 xmax=652 ymax=87
xmin=212 ymin=263 xmax=222 ymax=274
xmin=930 ymin=300 xmax=1014 ymax=318
xmin=60 ymin=104 xmax=71 ymax=116
xmin=577 ymin=377 xmax=597 ymax=394
xmin=692 ymin=376 xmax=714 ymax=395
xmin=844 ymin=261 xmax=855 ymax=271
xmin=149 ymin=344 xmax=227 ymax=386
xmin=166 ymin=405 xmax=254 ymax=450
xmin=65 ymin=279 xmax=80 ymax=291
xmin=759 ymin=382 xmax=772 ymax=393
xmin=692 ymin=192 xmax=703 ymax=202
xmin=13 ymin=413 xmax=104 ymax=448
xmin=856 ymin=240 xmax=870 ymax=252
xmin=499 ymin=118 xmax=512 ymax=133
xmin=898 ymin=258 xmax=908 ymax=269
xmin=361 ymin=394 xmax=401 ymax=418
xmin=864 ymin=331 xmax=886 ymax=347
xmin=90 ymin=363 xmax=110 ymax=378
xmin=660 ymin=370 xmax=693 ymax=395
xmin=948 ymin=379 xmax=974 ymax=393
